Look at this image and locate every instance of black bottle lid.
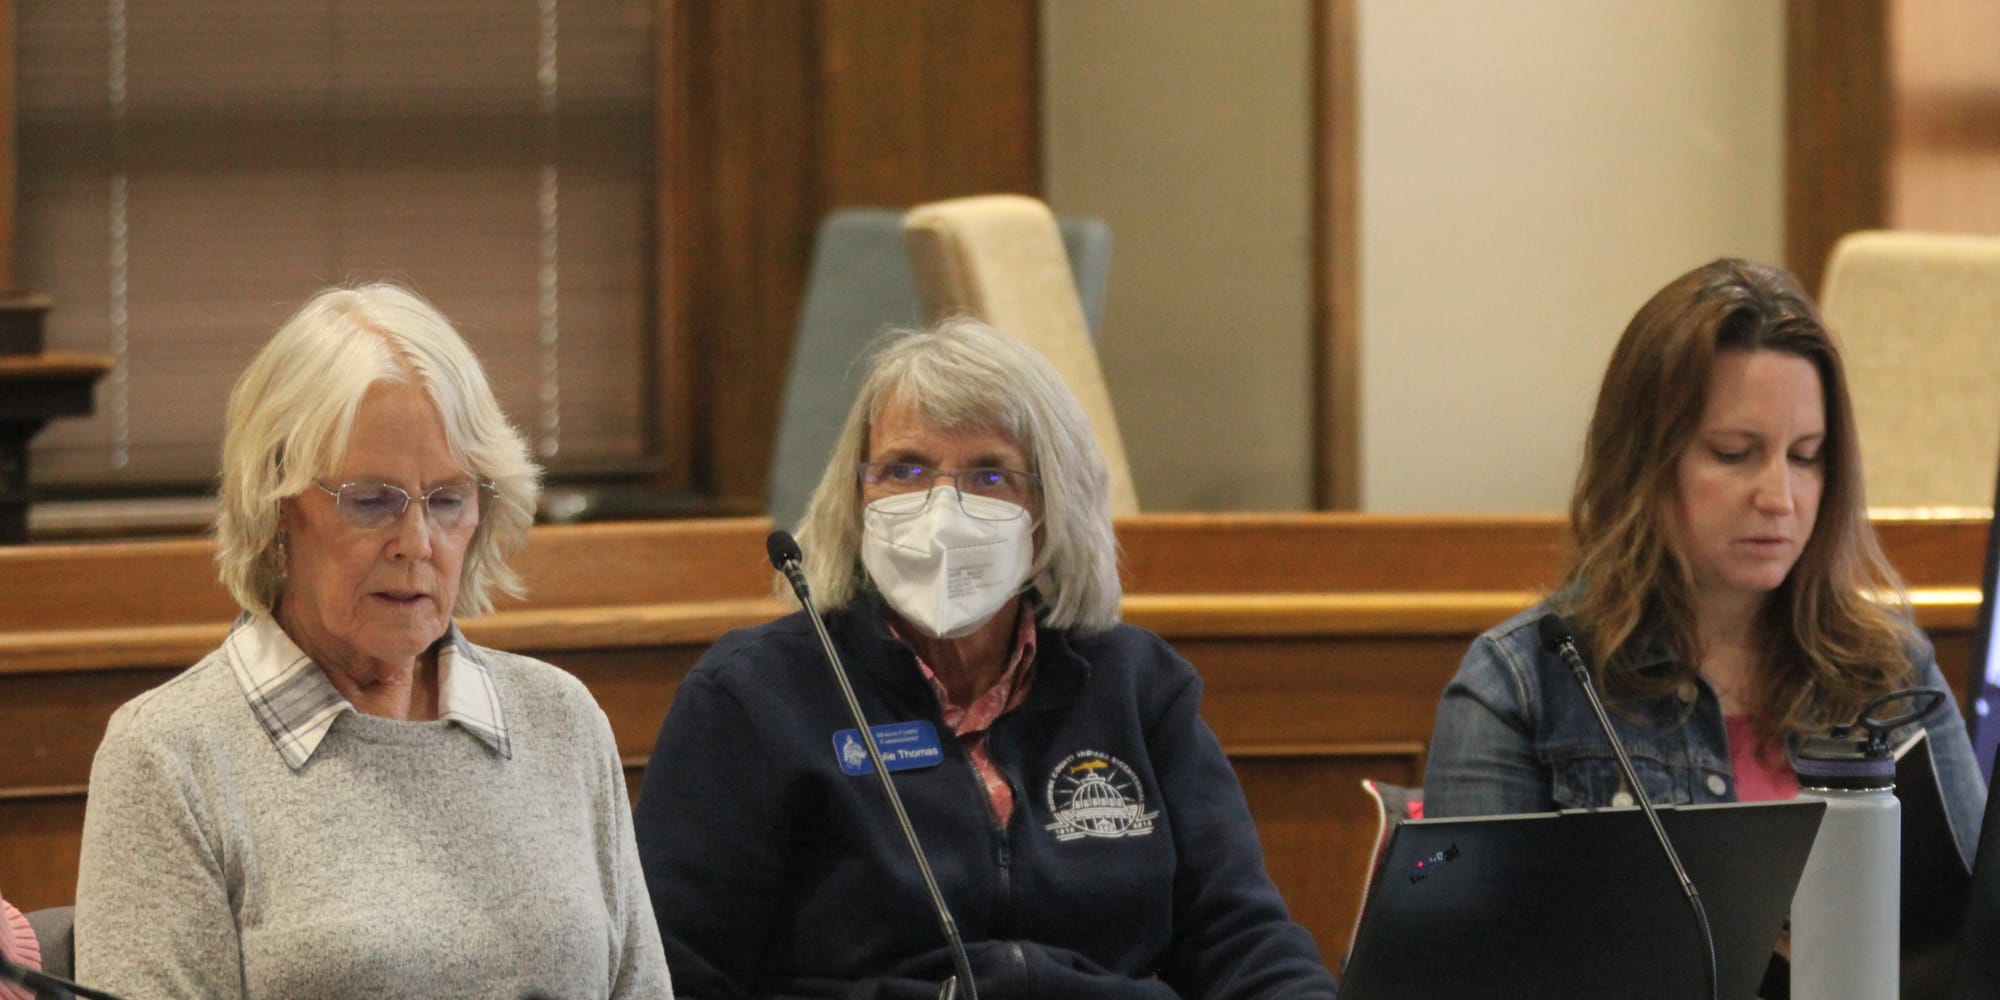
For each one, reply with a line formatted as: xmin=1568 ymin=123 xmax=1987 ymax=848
xmin=1793 ymin=687 xmax=1947 ymax=791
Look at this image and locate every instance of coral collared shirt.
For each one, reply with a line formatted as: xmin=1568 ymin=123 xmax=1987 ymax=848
xmin=894 ymin=603 xmax=1039 ymax=828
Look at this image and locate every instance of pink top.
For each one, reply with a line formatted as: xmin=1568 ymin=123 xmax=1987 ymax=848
xmin=1726 ymin=714 xmax=1800 ymax=802
xmin=897 ymin=604 xmax=1040 ymax=829
xmin=0 ymin=895 xmax=40 ymax=1000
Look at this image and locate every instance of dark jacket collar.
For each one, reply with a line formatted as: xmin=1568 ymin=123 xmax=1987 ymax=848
xmin=827 ymin=589 xmax=1092 ymax=713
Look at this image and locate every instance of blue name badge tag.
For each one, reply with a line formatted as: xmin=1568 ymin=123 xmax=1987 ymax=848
xmin=832 ymin=721 xmax=946 ymax=775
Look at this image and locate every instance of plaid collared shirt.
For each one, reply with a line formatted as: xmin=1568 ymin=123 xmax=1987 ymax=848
xmin=221 ymin=611 xmax=512 ymax=771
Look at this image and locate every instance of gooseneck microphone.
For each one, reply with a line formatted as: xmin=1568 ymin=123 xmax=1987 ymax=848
xmin=1537 ymin=612 xmax=1718 ymax=1000
xmin=0 ymin=950 xmax=129 ymax=1000
xmin=766 ymin=530 xmax=979 ymax=1000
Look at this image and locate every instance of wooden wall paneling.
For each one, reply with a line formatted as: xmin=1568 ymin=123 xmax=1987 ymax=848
xmin=494 ymin=518 xmax=778 ymax=609
xmin=1785 ymin=0 xmax=1891 ymax=295
xmin=662 ymin=0 xmax=1043 ymax=512
xmin=1237 ymin=748 xmax=1425 ymax=963
xmin=0 ymin=662 xmax=171 ymax=913
xmin=1116 ymin=512 xmax=1572 ymax=593
xmin=1312 ymin=0 xmax=1360 ymax=510
xmin=3 ymin=626 xmax=1977 ymax=950
xmin=817 ymin=0 xmax=1040 ymax=207
xmin=661 ymin=1 xmax=821 ymax=506
xmin=1170 ymin=634 xmax=1472 ymax=748
xmin=0 ymin=0 xmax=15 ymax=292
xmin=908 ymin=0 xmax=1039 ymax=198
xmin=0 ymin=668 xmax=172 ymax=792
xmin=0 ymin=795 xmax=82 ymax=912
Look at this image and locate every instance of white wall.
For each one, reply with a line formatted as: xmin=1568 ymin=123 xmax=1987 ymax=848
xmin=1359 ymin=0 xmax=1784 ymax=511
xmin=1043 ymin=0 xmax=1314 ymax=511
xmin=1042 ymin=0 xmax=1784 ymax=513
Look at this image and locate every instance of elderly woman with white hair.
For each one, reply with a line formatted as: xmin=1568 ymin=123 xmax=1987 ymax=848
xmin=634 ymin=318 xmax=1337 ymax=998
xmin=73 ymin=284 xmax=672 ymax=999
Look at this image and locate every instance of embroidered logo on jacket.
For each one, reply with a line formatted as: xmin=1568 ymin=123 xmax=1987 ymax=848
xmin=1043 ymin=750 xmax=1158 ymax=841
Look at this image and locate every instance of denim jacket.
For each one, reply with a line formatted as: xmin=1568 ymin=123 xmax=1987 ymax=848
xmin=1424 ymin=601 xmax=1987 ymax=867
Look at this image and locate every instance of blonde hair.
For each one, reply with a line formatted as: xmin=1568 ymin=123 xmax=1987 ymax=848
xmin=1564 ymin=258 xmax=1912 ymax=744
xmin=215 ymin=283 xmax=542 ymax=616
xmin=791 ymin=317 xmax=1122 ymax=632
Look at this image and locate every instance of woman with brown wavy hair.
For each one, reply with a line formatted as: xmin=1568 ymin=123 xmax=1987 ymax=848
xmin=1423 ymin=258 xmax=1984 ymax=867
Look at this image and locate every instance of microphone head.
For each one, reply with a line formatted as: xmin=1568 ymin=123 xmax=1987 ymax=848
xmin=1535 ymin=611 xmax=1574 ymax=652
xmin=766 ymin=529 xmax=803 ymax=571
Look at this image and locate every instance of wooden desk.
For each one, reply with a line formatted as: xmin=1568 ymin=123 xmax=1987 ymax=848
xmin=0 ymin=513 xmax=1985 ymax=960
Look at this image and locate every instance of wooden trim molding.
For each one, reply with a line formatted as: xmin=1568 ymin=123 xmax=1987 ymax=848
xmin=1312 ymin=0 xmax=1361 ymax=510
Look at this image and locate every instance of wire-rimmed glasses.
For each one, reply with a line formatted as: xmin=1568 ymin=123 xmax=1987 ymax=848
xmin=312 ymin=479 xmax=489 ymax=531
xmin=856 ymin=461 xmax=1040 ymax=520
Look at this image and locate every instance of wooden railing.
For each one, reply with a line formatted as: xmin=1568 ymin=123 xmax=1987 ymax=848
xmin=0 ymin=513 xmax=1985 ymax=959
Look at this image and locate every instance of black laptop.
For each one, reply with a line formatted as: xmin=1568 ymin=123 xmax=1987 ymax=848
xmin=1944 ymin=451 xmax=2000 ymax=1000
xmin=1340 ymin=800 xmax=1824 ymax=1000
xmin=1948 ymin=740 xmax=2000 ymax=999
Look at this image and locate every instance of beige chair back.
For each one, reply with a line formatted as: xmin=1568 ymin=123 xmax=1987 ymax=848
xmin=903 ymin=194 xmax=1140 ymax=516
xmin=1820 ymin=230 xmax=2000 ymax=509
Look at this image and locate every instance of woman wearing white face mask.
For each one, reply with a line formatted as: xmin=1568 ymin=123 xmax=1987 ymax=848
xmin=634 ymin=318 xmax=1339 ymax=999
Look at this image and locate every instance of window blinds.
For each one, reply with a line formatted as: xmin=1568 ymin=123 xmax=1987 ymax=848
xmin=17 ymin=0 xmax=657 ymax=489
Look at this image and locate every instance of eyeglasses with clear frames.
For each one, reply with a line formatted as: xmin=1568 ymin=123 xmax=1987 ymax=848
xmin=312 ymin=479 xmax=489 ymax=531
xmin=857 ymin=461 xmax=1040 ymax=520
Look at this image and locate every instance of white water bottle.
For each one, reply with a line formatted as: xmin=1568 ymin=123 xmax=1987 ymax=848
xmin=1789 ymin=688 xmax=1942 ymax=1000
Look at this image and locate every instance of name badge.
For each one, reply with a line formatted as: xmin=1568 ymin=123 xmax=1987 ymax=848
xmin=832 ymin=721 xmax=945 ymax=775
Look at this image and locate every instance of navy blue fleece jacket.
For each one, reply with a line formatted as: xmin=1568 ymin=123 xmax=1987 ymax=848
xmin=633 ymin=592 xmax=1338 ymax=999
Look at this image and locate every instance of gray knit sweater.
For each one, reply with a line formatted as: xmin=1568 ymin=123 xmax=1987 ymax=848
xmin=73 ymin=631 xmax=672 ymax=999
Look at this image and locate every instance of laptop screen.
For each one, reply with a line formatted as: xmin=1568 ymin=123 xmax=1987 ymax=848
xmin=1947 ymin=705 xmax=2000 ymax=997
xmin=1340 ymin=801 xmax=1822 ymax=1000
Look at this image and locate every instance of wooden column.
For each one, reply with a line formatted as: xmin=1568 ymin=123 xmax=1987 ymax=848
xmin=0 ymin=0 xmax=15 ymax=291
xmin=659 ymin=0 xmax=1040 ymax=508
xmin=1312 ymin=0 xmax=1361 ymax=510
xmin=1785 ymin=0 xmax=1891 ymax=295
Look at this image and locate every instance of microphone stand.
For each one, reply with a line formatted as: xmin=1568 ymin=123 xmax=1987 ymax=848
xmin=0 ymin=951 xmax=128 ymax=1000
xmin=768 ymin=532 xmax=979 ymax=1000
xmin=1539 ymin=613 xmax=1719 ymax=1000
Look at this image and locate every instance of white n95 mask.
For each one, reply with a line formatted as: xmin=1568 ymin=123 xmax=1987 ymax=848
xmin=861 ymin=487 xmax=1034 ymax=640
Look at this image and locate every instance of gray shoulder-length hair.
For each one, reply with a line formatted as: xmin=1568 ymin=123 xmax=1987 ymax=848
xmin=791 ymin=316 xmax=1122 ymax=633
xmin=215 ymin=283 xmax=543 ymax=617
